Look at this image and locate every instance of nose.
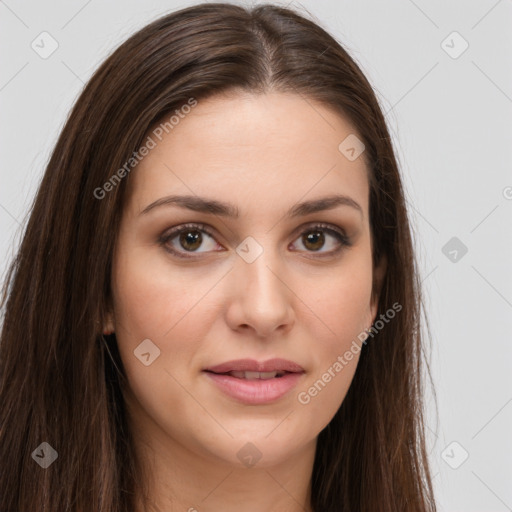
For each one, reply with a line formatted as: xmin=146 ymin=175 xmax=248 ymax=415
xmin=224 ymin=247 xmax=295 ymax=338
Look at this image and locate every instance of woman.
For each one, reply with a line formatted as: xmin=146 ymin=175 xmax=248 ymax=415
xmin=0 ymin=3 xmax=437 ymax=511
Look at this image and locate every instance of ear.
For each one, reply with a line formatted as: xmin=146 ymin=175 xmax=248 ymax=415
xmin=102 ymin=295 xmax=116 ymax=335
xmin=369 ymin=253 xmax=387 ymax=325
xmin=103 ymin=311 xmax=115 ymax=335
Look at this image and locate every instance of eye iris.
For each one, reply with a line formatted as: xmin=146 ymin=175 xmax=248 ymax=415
xmin=303 ymin=231 xmax=324 ymax=251
xmin=179 ymin=230 xmax=202 ymax=251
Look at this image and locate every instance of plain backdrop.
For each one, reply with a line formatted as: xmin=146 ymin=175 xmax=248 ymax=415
xmin=1 ymin=1 xmax=511 ymax=510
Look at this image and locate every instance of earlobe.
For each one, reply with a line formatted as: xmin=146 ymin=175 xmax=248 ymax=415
xmin=370 ymin=254 xmax=387 ymax=324
xmin=102 ymin=311 xmax=115 ymax=336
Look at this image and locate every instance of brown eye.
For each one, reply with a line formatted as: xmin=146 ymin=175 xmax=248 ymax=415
xmin=302 ymin=230 xmax=325 ymax=251
xmin=290 ymin=223 xmax=351 ymax=256
xmin=159 ymin=223 xmax=222 ymax=258
xmin=178 ymin=230 xmax=203 ymax=251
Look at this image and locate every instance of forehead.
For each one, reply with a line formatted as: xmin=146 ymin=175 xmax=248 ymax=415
xmin=125 ymin=92 xmax=369 ymax=219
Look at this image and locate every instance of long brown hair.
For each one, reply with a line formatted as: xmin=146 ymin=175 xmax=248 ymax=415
xmin=0 ymin=3 xmax=437 ymax=511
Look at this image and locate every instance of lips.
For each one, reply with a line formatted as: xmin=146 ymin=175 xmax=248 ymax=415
xmin=204 ymin=358 xmax=305 ymax=375
xmin=203 ymin=359 xmax=305 ymax=404
xmin=222 ymin=370 xmax=286 ymax=380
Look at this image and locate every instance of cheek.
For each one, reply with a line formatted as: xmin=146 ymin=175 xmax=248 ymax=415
xmin=299 ymin=249 xmax=374 ymax=342
xmin=110 ymin=249 xmax=217 ymax=433
xmin=111 ymin=245 xmax=216 ymax=341
xmin=292 ymin=305 xmax=365 ymax=436
xmin=110 ymin=247 xmax=220 ymax=407
xmin=310 ymin=275 xmax=372 ymax=329
xmin=292 ymin=256 xmax=373 ymax=423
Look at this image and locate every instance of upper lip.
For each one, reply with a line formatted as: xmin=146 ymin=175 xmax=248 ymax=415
xmin=204 ymin=358 xmax=305 ymax=374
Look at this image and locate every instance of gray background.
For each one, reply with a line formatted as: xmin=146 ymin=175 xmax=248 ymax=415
xmin=1 ymin=1 xmax=511 ymax=510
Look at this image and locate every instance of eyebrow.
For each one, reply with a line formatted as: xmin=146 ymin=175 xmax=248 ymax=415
xmin=140 ymin=193 xmax=363 ymax=219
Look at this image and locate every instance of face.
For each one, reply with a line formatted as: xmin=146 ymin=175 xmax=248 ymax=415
xmin=107 ymin=91 xmax=385 ymax=470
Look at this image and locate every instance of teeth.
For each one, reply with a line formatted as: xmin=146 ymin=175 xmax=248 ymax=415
xmin=227 ymin=371 xmax=285 ymax=379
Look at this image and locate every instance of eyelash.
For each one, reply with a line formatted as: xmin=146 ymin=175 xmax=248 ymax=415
xmin=158 ymin=222 xmax=352 ymax=260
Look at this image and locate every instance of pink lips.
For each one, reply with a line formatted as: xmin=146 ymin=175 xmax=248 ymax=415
xmin=203 ymin=358 xmax=305 ymax=405
xmin=205 ymin=358 xmax=304 ymax=374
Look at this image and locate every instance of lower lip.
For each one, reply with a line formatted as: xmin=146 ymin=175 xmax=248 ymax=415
xmin=203 ymin=371 xmax=304 ymax=405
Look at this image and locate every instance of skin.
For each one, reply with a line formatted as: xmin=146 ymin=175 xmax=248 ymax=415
xmin=105 ymin=91 xmax=386 ymax=512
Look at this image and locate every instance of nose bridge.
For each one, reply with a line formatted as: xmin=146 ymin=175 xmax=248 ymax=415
xmin=237 ymin=238 xmax=287 ymax=304
xmin=227 ymin=236 xmax=294 ymax=336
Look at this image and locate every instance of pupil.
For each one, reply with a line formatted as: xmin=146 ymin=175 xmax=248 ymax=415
xmin=304 ymin=231 xmax=324 ymax=251
xmin=180 ymin=230 xmax=202 ymax=251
